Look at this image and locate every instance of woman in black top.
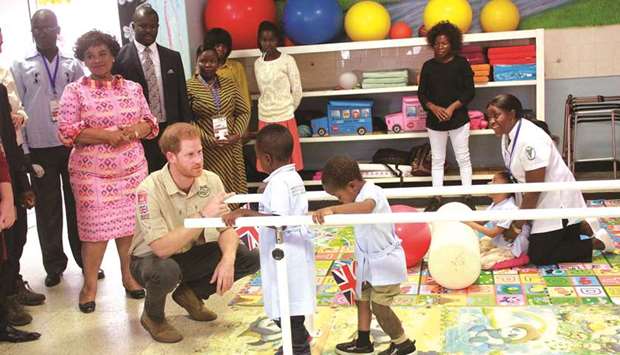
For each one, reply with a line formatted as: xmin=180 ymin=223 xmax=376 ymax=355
xmin=418 ymin=22 xmax=475 ymax=211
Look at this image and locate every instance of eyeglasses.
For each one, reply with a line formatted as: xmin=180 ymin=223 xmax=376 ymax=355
xmin=32 ymin=25 xmax=59 ymax=34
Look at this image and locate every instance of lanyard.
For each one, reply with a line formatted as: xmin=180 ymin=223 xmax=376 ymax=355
xmin=505 ymin=118 xmax=523 ymax=172
xmin=198 ymin=75 xmax=221 ymax=114
xmin=40 ymin=53 xmax=60 ymax=96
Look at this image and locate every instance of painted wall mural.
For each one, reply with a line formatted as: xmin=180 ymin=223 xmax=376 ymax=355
xmin=275 ymin=0 xmax=620 ymax=34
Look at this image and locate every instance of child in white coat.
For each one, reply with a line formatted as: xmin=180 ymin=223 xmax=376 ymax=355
xmin=313 ymin=156 xmax=416 ymax=355
xmin=223 ymin=124 xmax=314 ymax=355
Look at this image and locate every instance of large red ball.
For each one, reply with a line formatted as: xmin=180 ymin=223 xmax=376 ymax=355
xmin=391 ymin=204 xmax=431 ymax=268
xmin=204 ymin=0 xmax=277 ymax=50
xmin=389 ymin=21 xmax=413 ymax=39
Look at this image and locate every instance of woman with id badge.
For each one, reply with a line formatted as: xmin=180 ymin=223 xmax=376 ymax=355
xmin=187 ymin=46 xmax=250 ymax=197
xmin=486 ymin=94 xmax=615 ymax=266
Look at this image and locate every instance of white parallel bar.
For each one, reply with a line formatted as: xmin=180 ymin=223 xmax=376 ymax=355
xmin=185 ymin=207 xmax=620 ymax=229
xmin=226 ymin=180 xmax=620 ymax=204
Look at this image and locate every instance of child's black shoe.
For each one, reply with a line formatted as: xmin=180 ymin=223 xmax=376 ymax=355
xmin=378 ymin=339 xmax=416 ymax=355
xmin=335 ymin=338 xmax=375 ymax=354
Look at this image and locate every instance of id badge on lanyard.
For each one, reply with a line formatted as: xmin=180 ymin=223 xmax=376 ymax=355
xmin=504 ymin=119 xmax=523 ymax=179
xmin=200 ymin=76 xmax=228 ymax=140
xmin=41 ymin=54 xmax=60 ymax=122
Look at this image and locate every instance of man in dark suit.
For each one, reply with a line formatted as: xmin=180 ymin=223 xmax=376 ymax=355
xmin=112 ymin=4 xmax=192 ymax=172
xmin=0 ymin=84 xmax=40 ymax=342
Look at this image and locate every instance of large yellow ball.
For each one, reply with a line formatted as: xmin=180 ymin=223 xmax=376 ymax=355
xmin=345 ymin=1 xmax=391 ymax=41
xmin=423 ymin=0 xmax=473 ymax=34
xmin=480 ymin=0 xmax=520 ymax=32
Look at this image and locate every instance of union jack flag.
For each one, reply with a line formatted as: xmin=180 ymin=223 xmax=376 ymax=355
xmin=236 ymin=226 xmax=259 ymax=251
xmin=331 ymin=261 xmax=357 ymax=305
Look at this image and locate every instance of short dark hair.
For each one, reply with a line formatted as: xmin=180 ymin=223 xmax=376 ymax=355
xmin=195 ymin=44 xmax=204 ymax=59
xmin=426 ymin=21 xmax=463 ymax=52
xmin=205 ymin=28 xmax=233 ymax=57
xmin=255 ymin=124 xmax=293 ymax=163
xmin=133 ymin=3 xmax=159 ymax=22
xmin=31 ymin=9 xmax=58 ymax=26
xmin=487 ymin=93 xmax=524 ymax=118
xmin=196 ymin=44 xmax=217 ymax=59
xmin=495 ymin=170 xmax=516 ymax=197
xmin=74 ymin=30 xmax=120 ymax=61
xmin=496 ymin=170 xmax=513 ymax=183
xmin=321 ymin=156 xmax=363 ymax=190
xmin=257 ymin=20 xmax=282 ymax=47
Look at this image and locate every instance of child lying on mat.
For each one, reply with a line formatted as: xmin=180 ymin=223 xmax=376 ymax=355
xmin=464 ymin=171 xmax=530 ymax=270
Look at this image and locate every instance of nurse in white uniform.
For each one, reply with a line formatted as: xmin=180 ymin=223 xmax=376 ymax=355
xmin=486 ymin=94 xmax=615 ymax=265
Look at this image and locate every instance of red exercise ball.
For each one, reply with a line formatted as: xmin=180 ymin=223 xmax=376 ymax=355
xmin=204 ymin=0 xmax=277 ymax=50
xmin=391 ymin=204 xmax=431 ymax=268
xmin=389 ymin=21 xmax=413 ymax=39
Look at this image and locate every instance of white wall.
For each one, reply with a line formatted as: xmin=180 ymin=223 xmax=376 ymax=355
xmin=0 ymin=0 xmax=34 ymax=68
xmin=0 ymin=0 xmax=121 ymax=68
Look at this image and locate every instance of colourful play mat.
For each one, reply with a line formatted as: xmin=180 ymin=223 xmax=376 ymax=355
xmin=204 ymin=199 xmax=620 ymax=354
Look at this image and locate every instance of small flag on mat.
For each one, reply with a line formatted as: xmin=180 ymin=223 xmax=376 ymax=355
xmin=331 ymin=261 xmax=357 ymax=305
xmin=236 ymin=227 xmax=259 ymax=251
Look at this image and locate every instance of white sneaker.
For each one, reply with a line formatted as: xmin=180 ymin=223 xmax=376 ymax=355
xmin=594 ymin=229 xmax=616 ymax=253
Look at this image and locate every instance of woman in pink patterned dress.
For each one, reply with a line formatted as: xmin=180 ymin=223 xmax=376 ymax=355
xmin=58 ymin=31 xmax=158 ymax=313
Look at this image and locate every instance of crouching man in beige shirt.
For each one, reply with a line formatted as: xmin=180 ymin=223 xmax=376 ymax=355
xmin=129 ymin=123 xmax=259 ymax=343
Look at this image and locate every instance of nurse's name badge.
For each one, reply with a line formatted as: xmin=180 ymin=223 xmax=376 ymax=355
xmin=525 ymin=146 xmax=536 ymax=160
xmin=198 ymin=185 xmax=210 ymax=198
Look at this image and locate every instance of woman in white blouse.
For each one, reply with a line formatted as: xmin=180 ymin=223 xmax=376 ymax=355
xmin=254 ymin=21 xmax=304 ymax=172
xmin=486 ymin=93 xmax=615 ymax=265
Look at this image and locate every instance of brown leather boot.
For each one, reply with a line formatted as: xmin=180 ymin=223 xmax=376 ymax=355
xmin=7 ymin=295 xmax=32 ymax=326
xmin=172 ymin=284 xmax=217 ymax=321
xmin=140 ymin=311 xmax=183 ymax=343
xmin=15 ymin=277 xmax=46 ymax=306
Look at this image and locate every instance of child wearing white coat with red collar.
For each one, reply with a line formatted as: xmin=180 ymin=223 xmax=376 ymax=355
xmin=224 ymin=124 xmax=314 ymax=355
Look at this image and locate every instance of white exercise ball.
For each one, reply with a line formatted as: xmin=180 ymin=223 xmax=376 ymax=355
xmin=428 ymin=221 xmax=481 ymax=289
xmin=428 ymin=201 xmax=481 ymax=289
xmin=339 ymin=72 xmax=359 ymax=90
xmin=437 ymin=201 xmax=472 ymax=213
xmin=430 ymin=201 xmax=473 ymax=232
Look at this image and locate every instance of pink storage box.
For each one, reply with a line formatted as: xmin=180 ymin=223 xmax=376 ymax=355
xmin=385 ymin=96 xmax=427 ymax=133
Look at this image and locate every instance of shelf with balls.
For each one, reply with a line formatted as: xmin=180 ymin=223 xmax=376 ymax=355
xmin=231 ymin=0 xmax=544 ymax=127
xmin=224 ymin=0 xmax=541 ymax=187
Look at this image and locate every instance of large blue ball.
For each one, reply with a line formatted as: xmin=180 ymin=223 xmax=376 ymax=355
xmin=283 ymin=0 xmax=343 ymax=45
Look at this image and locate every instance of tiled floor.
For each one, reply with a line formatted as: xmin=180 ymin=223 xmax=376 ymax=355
xmin=1 ymin=210 xmax=245 ymax=355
